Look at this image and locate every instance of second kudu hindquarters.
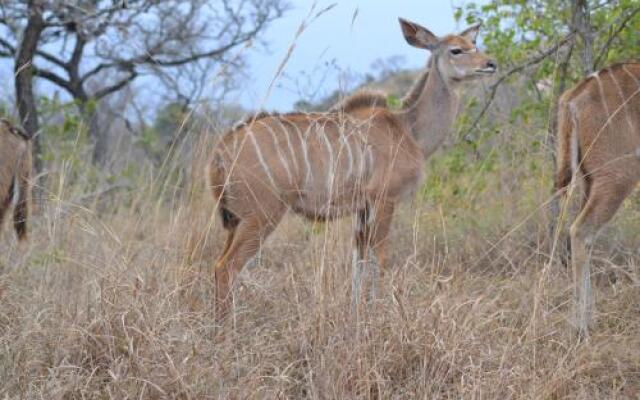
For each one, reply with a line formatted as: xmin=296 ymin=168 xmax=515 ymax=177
xmin=554 ymin=62 xmax=640 ymax=337
xmin=0 ymin=119 xmax=31 ymax=242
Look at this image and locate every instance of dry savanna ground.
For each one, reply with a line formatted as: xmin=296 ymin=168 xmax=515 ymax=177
xmin=1 ymin=123 xmax=640 ymax=399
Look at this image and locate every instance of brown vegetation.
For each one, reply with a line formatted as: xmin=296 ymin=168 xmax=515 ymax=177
xmin=1 ymin=127 xmax=639 ymax=397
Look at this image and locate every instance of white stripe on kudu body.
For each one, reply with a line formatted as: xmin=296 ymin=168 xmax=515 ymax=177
xmin=339 ymin=133 xmax=354 ymax=181
xmin=277 ymin=119 xmax=300 ymax=177
xmin=609 ymin=72 xmax=635 ymax=132
xmin=622 ymin=65 xmax=640 ymax=86
xmin=357 ymin=139 xmax=367 ymax=178
xmin=593 ymin=72 xmax=611 ymax=115
xmin=260 ymin=120 xmax=294 ymax=185
xmin=209 ymin=18 xmax=498 ymax=318
xmin=299 ymin=120 xmax=315 ymax=188
xmin=319 ymin=120 xmax=336 ymax=193
xmin=247 ymin=129 xmax=279 ymax=189
xmin=365 ymin=145 xmax=374 ymax=173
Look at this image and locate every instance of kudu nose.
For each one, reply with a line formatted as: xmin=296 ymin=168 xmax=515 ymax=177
xmin=486 ymin=60 xmax=497 ymax=71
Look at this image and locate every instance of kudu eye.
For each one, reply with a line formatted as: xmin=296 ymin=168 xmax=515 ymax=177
xmin=450 ymin=48 xmax=463 ymax=55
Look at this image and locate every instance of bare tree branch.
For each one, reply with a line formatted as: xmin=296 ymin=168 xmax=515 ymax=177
xmin=0 ymin=35 xmax=68 ymax=69
xmin=35 ymin=48 xmax=67 ymax=68
xmin=32 ymin=67 xmax=74 ymax=94
xmin=94 ymin=70 xmax=138 ymax=100
xmin=79 ymin=33 xmax=251 ymax=83
xmin=129 ymin=34 xmax=254 ymax=67
xmin=0 ymin=36 xmax=15 ymax=54
xmin=80 ymin=61 xmax=121 ymax=83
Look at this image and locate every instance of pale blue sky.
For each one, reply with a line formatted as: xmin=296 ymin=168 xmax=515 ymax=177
xmin=0 ymin=1 xmax=483 ymax=116
xmin=233 ymin=0 xmax=482 ymax=111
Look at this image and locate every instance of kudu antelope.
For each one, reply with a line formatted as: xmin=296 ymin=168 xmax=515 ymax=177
xmin=208 ymin=18 xmax=497 ymax=314
xmin=555 ymin=62 xmax=640 ymax=337
xmin=0 ymin=119 xmax=32 ymax=241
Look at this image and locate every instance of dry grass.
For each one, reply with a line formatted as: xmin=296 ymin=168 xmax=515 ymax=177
xmin=0 ymin=126 xmax=639 ymax=399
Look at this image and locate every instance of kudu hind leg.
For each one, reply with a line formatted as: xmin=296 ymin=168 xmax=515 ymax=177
xmin=212 ymin=205 xmax=240 ymax=272
xmin=550 ymin=173 xmax=592 ymax=267
xmin=0 ymin=193 xmax=11 ymax=240
xmin=215 ymin=227 xmax=236 ymax=265
xmin=570 ymin=180 xmax=630 ymax=337
xmin=214 ymin=210 xmax=284 ymax=317
xmin=13 ymin=190 xmax=28 ymax=241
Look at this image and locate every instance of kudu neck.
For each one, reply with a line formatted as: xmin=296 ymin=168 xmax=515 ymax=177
xmin=398 ymin=56 xmax=459 ymax=159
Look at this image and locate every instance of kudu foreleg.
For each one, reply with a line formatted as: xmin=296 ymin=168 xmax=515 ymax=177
xmin=352 ymin=202 xmax=394 ymax=308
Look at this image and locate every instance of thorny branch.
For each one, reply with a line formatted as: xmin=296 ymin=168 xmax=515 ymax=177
xmin=463 ymin=33 xmax=575 ymax=138
xmin=593 ymin=4 xmax=640 ymax=69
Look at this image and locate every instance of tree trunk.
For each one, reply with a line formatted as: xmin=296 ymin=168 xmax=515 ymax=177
xmin=14 ymin=1 xmax=44 ymax=173
xmin=90 ymin=110 xmax=107 ymax=166
xmin=67 ymin=37 xmax=109 ymax=166
xmin=76 ymin=98 xmax=106 ymax=166
xmin=574 ymin=0 xmax=594 ymax=75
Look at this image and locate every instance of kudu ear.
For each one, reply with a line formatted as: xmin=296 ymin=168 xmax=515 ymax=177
xmin=399 ymin=18 xmax=438 ymax=50
xmin=460 ymin=22 xmax=482 ymax=44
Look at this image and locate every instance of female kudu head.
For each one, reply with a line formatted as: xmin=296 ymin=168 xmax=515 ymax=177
xmin=399 ymin=18 xmax=497 ymax=84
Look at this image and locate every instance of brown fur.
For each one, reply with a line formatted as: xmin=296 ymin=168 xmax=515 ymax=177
xmin=0 ymin=119 xmax=32 ymax=241
xmin=208 ymin=19 xmax=496 ymax=316
xmin=554 ymin=62 xmax=640 ymax=336
xmin=330 ymin=90 xmax=389 ymax=113
xmin=402 ymin=69 xmax=430 ymax=109
xmin=231 ymin=111 xmax=274 ymax=131
xmin=230 ymin=111 xmax=315 ymax=131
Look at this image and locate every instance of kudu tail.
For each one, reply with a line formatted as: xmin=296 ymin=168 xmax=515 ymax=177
xmin=13 ymin=141 xmax=32 ymax=241
xmin=555 ymin=99 xmax=577 ymax=196
xmin=549 ymin=97 xmax=577 ymax=262
xmin=207 ymin=153 xmax=239 ymax=230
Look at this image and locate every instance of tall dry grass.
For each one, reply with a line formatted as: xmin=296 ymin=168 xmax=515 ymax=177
xmin=0 ymin=107 xmax=639 ymax=400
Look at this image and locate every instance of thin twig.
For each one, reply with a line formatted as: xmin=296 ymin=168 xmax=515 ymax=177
xmin=74 ymin=184 xmax=132 ymax=204
xmin=463 ymin=33 xmax=575 ymax=137
xmin=593 ymin=5 xmax=640 ymax=69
